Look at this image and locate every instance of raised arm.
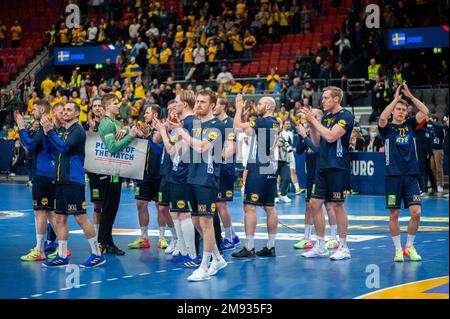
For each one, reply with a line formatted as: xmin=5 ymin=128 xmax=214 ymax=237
xmin=402 ymin=84 xmax=430 ymax=124
xmin=233 ymin=93 xmax=253 ymax=134
xmin=378 ymin=84 xmax=402 ymax=128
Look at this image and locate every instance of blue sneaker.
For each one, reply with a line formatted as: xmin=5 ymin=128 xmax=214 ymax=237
xmin=233 ymin=235 xmax=241 ymax=246
xmin=80 ymin=254 xmax=106 ymax=268
xmin=169 ymin=252 xmax=184 ymax=263
xmin=42 ymin=254 xmax=69 ymax=268
xmin=44 ymin=241 xmax=58 ymax=253
xmin=179 ymin=256 xmax=201 ymax=268
xmin=220 ymin=239 xmax=235 ymax=251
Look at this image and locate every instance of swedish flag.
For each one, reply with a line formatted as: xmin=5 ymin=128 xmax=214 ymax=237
xmin=57 ymin=51 xmax=70 ymax=62
xmin=391 ymin=33 xmax=406 ymax=46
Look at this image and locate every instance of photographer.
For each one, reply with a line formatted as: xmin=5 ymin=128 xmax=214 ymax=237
xmin=277 ymin=120 xmax=294 ymax=203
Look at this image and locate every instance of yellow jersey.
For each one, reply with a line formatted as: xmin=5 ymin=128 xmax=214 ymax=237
xmin=229 ymin=82 xmax=243 ymax=93
xmin=175 ymin=31 xmax=184 ymax=44
xmin=147 ymin=47 xmax=159 ymax=64
xmin=243 ymin=84 xmax=255 ymax=93
xmin=0 ymin=25 xmax=6 ymax=39
xmin=10 ymin=25 xmax=22 ymax=40
xmin=41 ymin=79 xmax=55 ymax=95
xmin=27 ymin=98 xmax=39 ymax=115
xmin=160 ymin=48 xmax=172 ymax=63
xmin=236 ymin=3 xmax=246 ymax=16
xmin=266 ymin=74 xmax=280 ymax=91
xmin=183 ymin=47 xmax=193 ymax=63
xmin=134 ymin=84 xmax=145 ymax=100
xmin=79 ymin=104 xmax=88 ymax=123
xmin=230 ymin=34 xmax=243 ymax=52
xmin=243 ymin=35 xmax=256 ymax=50
xmin=207 ymin=45 xmax=217 ymax=61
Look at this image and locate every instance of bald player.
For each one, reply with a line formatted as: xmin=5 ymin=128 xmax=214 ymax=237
xmin=232 ymin=94 xmax=280 ymax=258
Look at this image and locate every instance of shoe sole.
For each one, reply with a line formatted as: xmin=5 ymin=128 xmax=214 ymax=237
xmin=330 ymin=255 xmax=351 ymax=260
xmin=301 ymin=253 xmax=330 ymax=258
xmin=187 ymin=276 xmax=211 ymax=282
xmin=80 ymin=260 xmax=106 ymax=268
xmin=42 ymin=263 xmax=69 ymax=268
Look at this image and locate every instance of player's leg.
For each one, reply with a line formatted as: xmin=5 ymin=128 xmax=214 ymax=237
xmin=128 ymin=199 xmax=150 ymax=249
xmin=93 ymin=202 xmax=102 ymax=235
xmin=178 ymin=211 xmax=197 ymax=260
xmin=386 ymin=175 xmax=405 ymax=262
xmin=328 ymin=202 xmax=351 ymax=260
xmin=158 ymin=203 xmax=177 ymax=250
xmin=257 ymin=205 xmax=277 ymax=257
xmin=389 ymin=208 xmax=403 ymax=262
xmin=403 ymin=176 xmax=422 ymax=261
xmin=289 ymin=153 xmax=301 ymax=194
xmin=75 ymin=213 xmax=105 ymax=267
xmin=325 ymin=202 xmax=339 ymax=249
xmin=294 ymin=202 xmax=314 ymax=249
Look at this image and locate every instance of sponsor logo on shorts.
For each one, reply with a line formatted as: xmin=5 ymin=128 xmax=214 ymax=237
xmin=198 ymin=204 xmax=207 ymax=213
xmin=158 ymin=192 xmax=163 ymax=203
xmin=41 ymin=198 xmax=48 ymax=206
xmin=92 ymin=188 xmax=99 ymax=198
xmin=211 ymin=203 xmax=216 ymax=213
xmin=333 ymin=192 xmax=341 ymax=200
xmin=251 ymin=194 xmax=259 ymax=202
xmin=228 ymin=133 xmax=236 ymax=140
xmin=312 ymin=184 xmax=316 ymax=195
xmin=226 ymin=190 xmax=233 ymax=198
xmin=135 ymin=187 xmax=140 ymax=196
xmin=177 ymin=200 xmax=186 ymax=209
xmin=33 ymin=200 xmax=38 ymax=207
xmin=217 ymin=192 xmax=222 ymax=199
xmin=82 ymin=201 xmax=87 ymax=210
xmin=413 ymin=195 xmax=421 ymax=202
xmin=68 ymin=204 xmax=77 ymax=212
xmin=388 ymin=195 xmax=396 ymax=206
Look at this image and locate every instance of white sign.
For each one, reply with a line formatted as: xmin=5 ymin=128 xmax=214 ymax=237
xmin=84 ymin=132 xmax=147 ymax=180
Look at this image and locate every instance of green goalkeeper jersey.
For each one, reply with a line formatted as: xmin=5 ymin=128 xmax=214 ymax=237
xmin=97 ymin=116 xmax=134 ymax=154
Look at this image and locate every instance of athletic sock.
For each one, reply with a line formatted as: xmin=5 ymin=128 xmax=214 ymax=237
xmin=59 ymin=240 xmax=68 ymax=258
xmin=406 ymin=234 xmax=415 ymax=247
xmin=212 ymin=244 xmax=222 ymax=262
xmin=231 ymin=225 xmax=237 ymax=238
xmin=201 ymin=252 xmax=212 ymax=270
xmin=224 ymin=227 xmax=233 ymax=242
xmin=180 ymin=218 xmax=196 ymax=258
xmin=317 ymin=236 xmax=325 ymax=248
xmin=267 ymin=234 xmax=276 ymax=249
xmin=330 ymin=224 xmax=338 ymax=238
xmin=392 ymin=235 xmax=402 ymax=251
xmin=168 ymin=226 xmax=177 ymax=240
xmin=339 ymin=237 xmax=347 ymax=248
xmin=173 ymin=219 xmax=187 ymax=255
xmin=294 ymin=182 xmax=300 ymax=190
xmin=159 ymin=227 xmax=165 ymax=238
xmin=304 ymin=224 xmax=312 ymax=240
xmin=94 ymin=224 xmax=99 ymax=237
xmin=88 ymin=237 xmax=101 ymax=256
xmin=245 ymin=235 xmax=254 ymax=251
xmin=140 ymin=226 xmax=148 ymax=239
xmin=36 ymin=234 xmax=45 ymax=252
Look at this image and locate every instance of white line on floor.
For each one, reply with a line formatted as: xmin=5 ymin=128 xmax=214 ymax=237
xmin=155 ymin=270 xmax=166 ymax=273
xmin=106 ymin=278 xmax=118 ymax=281
xmin=31 ymin=294 xmax=43 ymax=298
xmin=90 ymin=281 xmax=102 ymax=284
xmin=45 ymin=290 xmax=57 ymax=294
xmin=436 ymin=239 xmax=447 ymax=241
xmin=138 ymin=273 xmax=150 ymax=276
xmin=122 ymin=275 xmax=134 ymax=278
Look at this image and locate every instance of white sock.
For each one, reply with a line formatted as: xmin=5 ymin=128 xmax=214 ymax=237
xmin=224 ymin=227 xmax=232 ymax=242
xmin=294 ymin=182 xmax=300 ymax=189
xmin=168 ymin=226 xmax=177 ymax=240
xmin=406 ymin=234 xmax=415 ymax=247
xmin=340 ymin=237 xmax=347 ymax=248
xmin=140 ymin=226 xmax=148 ymax=239
xmin=159 ymin=227 xmax=165 ymax=238
xmin=94 ymin=224 xmax=99 ymax=236
xmin=36 ymin=234 xmax=45 ymax=252
xmin=201 ymin=252 xmax=212 ymax=270
xmin=304 ymin=224 xmax=312 ymax=240
xmin=330 ymin=224 xmax=338 ymax=238
xmin=180 ymin=218 xmax=196 ymax=258
xmin=392 ymin=235 xmax=402 ymax=250
xmin=245 ymin=235 xmax=254 ymax=250
xmin=231 ymin=225 xmax=237 ymax=238
xmin=59 ymin=240 xmax=68 ymax=258
xmin=173 ymin=219 xmax=187 ymax=255
xmin=317 ymin=236 xmax=325 ymax=248
xmin=212 ymin=244 xmax=222 ymax=262
xmin=267 ymin=234 xmax=276 ymax=249
xmin=88 ymin=236 xmax=101 ymax=256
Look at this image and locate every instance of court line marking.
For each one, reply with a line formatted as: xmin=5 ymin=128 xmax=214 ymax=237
xmin=90 ymin=281 xmax=102 ymax=284
xmin=106 ymin=278 xmax=119 ymax=281
xmin=45 ymin=290 xmax=57 ymax=294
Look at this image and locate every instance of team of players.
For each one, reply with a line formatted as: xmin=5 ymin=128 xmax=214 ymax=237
xmin=16 ymin=84 xmax=429 ymax=281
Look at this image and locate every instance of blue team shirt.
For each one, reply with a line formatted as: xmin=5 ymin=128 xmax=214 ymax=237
xmin=221 ymin=116 xmax=236 ymax=176
xmin=296 ymin=134 xmax=320 ymax=180
xmin=247 ymin=116 xmax=280 ymax=178
xmin=378 ymin=117 xmax=420 ymax=176
xmin=318 ymin=108 xmax=354 ymax=171
xmin=159 ymin=130 xmax=175 ymax=177
xmin=187 ymin=118 xmax=225 ymax=189
xmin=169 ymin=114 xmax=195 ymax=184
xmin=143 ymin=128 xmax=163 ymax=179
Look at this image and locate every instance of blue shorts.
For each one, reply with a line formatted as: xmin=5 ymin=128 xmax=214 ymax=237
xmin=244 ymin=172 xmax=277 ymax=207
xmin=32 ymin=176 xmax=55 ymax=211
xmin=189 ymin=185 xmax=218 ymax=217
xmin=385 ymin=175 xmax=421 ymax=209
xmin=217 ymin=173 xmax=235 ymax=202
xmin=157 ymin=176 xmax=170 ymax=206
xmin=55 ymin=183 xmax=87 ymax=215
xmin=305 ymin=176 xmax=315 ymax=202
xmin=169 ymin=182 xmax=192 ymax=213
xmin=135 ymin=177 xmax=160 ymax=202
xmin=311 ymin=169 xmax=350 ymax=202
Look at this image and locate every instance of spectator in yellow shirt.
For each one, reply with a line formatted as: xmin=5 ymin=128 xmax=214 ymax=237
xmin=0 ymin=20 xmax=7 ymax=48
xmin=58 ymin=23 xmax=70 ymax=45
xmin=230 ymin=29 xmax=243 ymax=57
xmin=10 ymin=20 xmax=22 ymax=48
xmin=27 ymin=92 xmax=39 ymax=115
xmin=159 ymin=42 xmax=172 ymax=64
xmin=229 ymin=79 xmax=243 ymax=93
xmin=182 ymin=43 xmax=194 ymax=78
xmin=243 ymin=82 xmax=255 ymax=94
xmin=41 ymin=76 xmax=55 ymax=95
xmin=279 ymin=6 xmax=290 ymax=35
xmin=72 ymin=26 xmax=87 ymax=45
xmin=133 ymin=77 xmax=145 ymax=100
xmin=79 ymin=100 xmax=89 ymax=125
xmin=207 ymin=39 xmax=217 ymax=62
xmin=243 ymin=30 xmax=256 ymax=60
xmin=236 ymin=0 xmax=246 ymax=16
xmin=175 ymin=25 xmax=184 ymax=45
xmin=266 ymin=68 xmax=280 ymax=91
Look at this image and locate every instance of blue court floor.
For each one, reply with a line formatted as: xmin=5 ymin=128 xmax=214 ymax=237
xmin=0 ymin=183 xmax=448 ymax=299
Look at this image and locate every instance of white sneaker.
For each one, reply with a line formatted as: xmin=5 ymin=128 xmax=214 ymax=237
xmin=437 ymin=186 xmax=444 ymax=193
xmin=207 ymin=258 xmax=228 ymax=276
xmin=8 ymin=172 xmax=16 ymax=177
xmin=240 ymin=185 xmax=245 ymax=193
xmin=165 ymin=239 xmax=177 ymax=254
xmin=295 ymin=188 xmax=302 ymax=195
xmin=330 ymin=245 xmax=351 ymax=260
xmin=274 ymin=197 xmax=280 ymax=204
xmin=187 ymin=267 xmax=211 ymax=281
xmin=279 ymin=195 xmax=292 ymax=203
xmin=301 ymin=243 xmax=329 ymax=258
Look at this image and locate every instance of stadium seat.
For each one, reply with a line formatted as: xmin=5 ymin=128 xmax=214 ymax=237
xmin=6 ymin=55 xmax=17 ymax=65
xmin=6 ymin=48 xmax=15 ymax=56
xmin=25 ymin=47 xmax=34 ymax=60
xmin=17 ymin=55 xmax=26 ymax=69
xmin=7 ymin=63 xmax=17 ymax=76
xmin=16 ymin=47 xmax=25 ymax=57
